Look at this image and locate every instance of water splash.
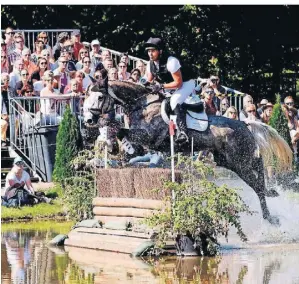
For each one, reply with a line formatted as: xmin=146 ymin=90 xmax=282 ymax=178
xmin=214 ymin=168 xmax=299 ymax=247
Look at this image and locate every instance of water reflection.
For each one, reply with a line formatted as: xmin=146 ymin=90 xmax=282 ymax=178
xmin=1 ymin=222 xmax=299 ymax=283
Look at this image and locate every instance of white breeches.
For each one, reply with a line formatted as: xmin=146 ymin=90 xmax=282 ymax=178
xmin=170 ymin=80 xmax=195 ymax=110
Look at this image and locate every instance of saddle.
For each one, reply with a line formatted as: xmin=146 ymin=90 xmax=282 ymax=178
xmin=161 ymin=97 xmax=209 ymax=132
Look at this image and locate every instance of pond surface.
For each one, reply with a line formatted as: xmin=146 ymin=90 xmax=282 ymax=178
xmin=2 ymin=221 xmax=299 ymax=284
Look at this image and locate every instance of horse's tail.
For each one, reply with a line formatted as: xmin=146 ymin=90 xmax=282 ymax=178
xmin=248 ymin=121 xmax=293 ymax=173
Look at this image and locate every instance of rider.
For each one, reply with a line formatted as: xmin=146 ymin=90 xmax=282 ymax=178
xmin=145 ymin=37 xmax=194 ymax=144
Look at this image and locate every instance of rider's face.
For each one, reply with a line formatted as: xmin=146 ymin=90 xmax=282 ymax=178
xmin=147 ymin=49 xmax=160 ymax=61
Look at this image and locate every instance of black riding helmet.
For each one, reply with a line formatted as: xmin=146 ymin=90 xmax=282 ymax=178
xmin=144 ymin=37 xmax=164 ymax=53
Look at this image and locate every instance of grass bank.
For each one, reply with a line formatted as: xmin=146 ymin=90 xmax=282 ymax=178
xmin=1 ymin=184 xmax=66 ymax=222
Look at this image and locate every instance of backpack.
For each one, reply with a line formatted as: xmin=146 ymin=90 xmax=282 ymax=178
xmin=2 ymin=186 xmax=34 ymax=208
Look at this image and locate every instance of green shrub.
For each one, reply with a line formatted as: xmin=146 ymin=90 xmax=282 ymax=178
xmin=144 ymin=157 xmax=253 ymax=256
xmin=53 ymin=106 xmax=82 ymax=182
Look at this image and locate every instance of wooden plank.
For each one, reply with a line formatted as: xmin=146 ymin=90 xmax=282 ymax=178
xmin=93 ymin=206 xmax=156 ymax=218
xmin=92 ymin=197 xmax=165 ymax=210
xmin=65 ymin=232 xmax=144 ymax=254
xmin=94 ymin=215 xmax=144 ymax=224
xmin=71 ymin=227 xmax=153 ymax=239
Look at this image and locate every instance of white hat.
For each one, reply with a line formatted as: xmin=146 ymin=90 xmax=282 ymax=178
xmin=91 ymin=39 xmax=100 ymax=46
xmin=260 ymin=99 xmax=268 ymax=105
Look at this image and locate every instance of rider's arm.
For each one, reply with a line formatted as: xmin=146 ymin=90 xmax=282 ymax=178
xmin=146 ymin=71 xmax=154 ymax=82
xmin=162 ymin=70 xmax=183 ymax=90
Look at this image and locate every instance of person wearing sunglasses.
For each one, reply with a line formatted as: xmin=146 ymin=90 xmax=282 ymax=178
xmin=201 ymin=87 xmax=218 ymax=115
xmin=76 ymin=47 xmax=93 ymax=70
xmin=15 ymin=69 xmax=33 ymax=96
xmin=1 ymin=51 xmax=10 ymax=74
xmin=8 ymin=33 xmax=25 ymax=67
xmin=53 ymin=56 xmax=71 ymax=93
xmin=80 ymin=56 xmax=94 ymax=91
xmin=5 ymin=157 xmax=35 ymax=195
xmin=223 ymin=106 xmax=239 ymax=120
xmin=4 ymin=27 xmax=15 ymax=56
xmin=40 ymin=49 xmax=57 ymax=71
xmin=30 ymin=58 xmax=48 ymax=84
xmin=21 ymin=48 xmax=37 ymax=76
xmin=118 ymin=62 xmax=130 ymax=81
xmin=128 ymin=68 xmax=141 ymax=83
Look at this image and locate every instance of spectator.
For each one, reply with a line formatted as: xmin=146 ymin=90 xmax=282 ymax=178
xmin=60 ymin=46 xmax=77 ymax=72
xmin=15 ymin=69 xmax=32 ymax=96
xmin=67 ymin=79 xmax=84 ymax=114
xmin=80 ymin=56 xmax=94 ymax=91
xmin=244 ymin=103 xmax=260 ymax=122
xmin=128 ymin=68 xmax=141 ymax=83
xmin=21 ymin=48 xmax=37 ymax=75
xmin=5 ymin=157 xmax=35 ymax=194
xmin=120 ymin=52 xmax=129 ymax=65
xmin=101 ymin=50 xmax=111 ymax=61
xmin=239 ymin=94 xmax=254 ymax=121
xmin=103 ymin=58 xmax=114 ymax=70
xmin=1 ymin=92 xmax=9 ymax=146
xmin=223 ymin=106 xmax=239 ymax=120
xmin=257 ymin=98 xmax=268 ymax=117
xmin=40 ymin=49 xmax=57 ymax=71
xmin=220 ymin=97 xmax=230 ymax=115
xmin=1 ymin=51 xmax=10 ymax=74
xmin=31 ymin=38 xmax=45 ymax=65
xmin=9 ymin=59 xmax=24 ymax=90
xmin=64 ymin=71 xmax=84 ymax=94
xmin=208 ymin=75 xmax=227 ymax=112
xmin=136 ymin=60 xmax=146 ymax=77
xmin=201 ymin=87 xmax=217 ymax=115
xmin=90 ymin=39 xmax=102 ymax=67
xmin=37 ymin=32 xmax=52 ymax=54
xmin=30 ymin=57 xmax=48 ymax=84
xmin=8 ymin=32 xmax=24 ymax=67
xmin=53 ymin=56 xmax=71 ymax=93
xmin=1 ymin=38 xmax=7 ymax=53
xmin=1 ymin=73 xmax=14 ymax=112
xmin=4 ymin=27 xmax=15 ymax=55
xmin=108 ymin=67 xmax=118 ymax=81
xmin=260 ymin=102 xmax=273 ymax=124
xmin=19 ymin=85 xmax=40 ymax=130
xmin=76 ymin=47 xmax=93 ymax=70
xmin=94 ymin=68 xmax=108 ymax=85
xmin=71 ymin=30 xmax=84 ymax=60
xmin=40 ymin=70 xmax=61 ymax=125
xmin=53 ymin=32 xmax=69 ymax=61
xmin=118 ymin=62 xmax=130 ymax=81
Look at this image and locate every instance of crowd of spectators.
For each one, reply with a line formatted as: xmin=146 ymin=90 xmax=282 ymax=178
xmin=1 ymin=27 xmax=298 ymax=161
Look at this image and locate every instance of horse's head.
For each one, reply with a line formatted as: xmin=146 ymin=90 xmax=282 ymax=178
xmin=83 ymin=80 xmax=115 ymax=126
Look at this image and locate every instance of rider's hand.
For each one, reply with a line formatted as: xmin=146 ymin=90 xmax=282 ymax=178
xmin=150 ymin=82 xmax=163 ymax=93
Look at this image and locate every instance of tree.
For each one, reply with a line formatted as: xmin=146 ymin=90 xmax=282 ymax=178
xmin=53 ymin=106 xmax=82 ymax=182
xmin=269 ymin=94 xmax=292 ymax=147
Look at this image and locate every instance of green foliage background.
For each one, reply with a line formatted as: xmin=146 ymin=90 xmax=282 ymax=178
xmin=1 ymin=5 xmax=299 ymax=102
xmin=53 ymin=106 xmax=82 ymax=182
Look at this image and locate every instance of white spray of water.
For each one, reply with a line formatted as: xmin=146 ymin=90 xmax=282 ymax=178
xmin=214 ymin=168 xmax=299 ymax=247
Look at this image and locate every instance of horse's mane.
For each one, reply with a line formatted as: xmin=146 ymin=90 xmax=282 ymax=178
xmin=108 ymin=80 xmax=150 ymax=102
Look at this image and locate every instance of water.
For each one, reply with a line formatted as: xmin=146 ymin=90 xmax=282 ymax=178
xmin=2 ymin=220 xmax=299 ymax=284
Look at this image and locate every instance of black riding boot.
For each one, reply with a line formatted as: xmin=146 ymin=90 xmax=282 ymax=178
xmin=173 ymin=105 xmax=189 ymax=144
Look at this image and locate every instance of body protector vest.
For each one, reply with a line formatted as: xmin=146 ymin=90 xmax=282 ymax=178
xmin=149 ymin=55 xmax=176 ymax=84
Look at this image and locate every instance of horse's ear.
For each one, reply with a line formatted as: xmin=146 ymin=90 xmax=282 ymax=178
xmin=89 ymin=75 xmax=97 ymax=84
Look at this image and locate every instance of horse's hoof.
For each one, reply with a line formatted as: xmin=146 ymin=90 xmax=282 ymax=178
xmin=267 ymin=215 xmax=280 ymax=226
xmin=265 ymin=189 xmax=279 ymax=197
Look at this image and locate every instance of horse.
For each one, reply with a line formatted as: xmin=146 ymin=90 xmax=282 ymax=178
xmin=83 ymin=80 xmax=294 ymax=225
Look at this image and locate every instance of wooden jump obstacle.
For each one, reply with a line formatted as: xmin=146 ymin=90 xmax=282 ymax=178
xmin=65 ymin=168 xmax=180 ymax=255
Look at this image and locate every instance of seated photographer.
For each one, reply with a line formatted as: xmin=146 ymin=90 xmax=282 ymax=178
xmin=5 ymin=157 xmax=35 ymax=195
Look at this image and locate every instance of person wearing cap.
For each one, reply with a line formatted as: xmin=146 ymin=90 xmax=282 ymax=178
xmin=8 ymin=32 xmax=24 ymax=67
xmin=71 ymin=30 xmax=84 ymax=60
xmin=90 ymin=39 xmax=102 ymax=67
xmin=5 ymin=157 xmax=35 ymax=194
xmin=260 ymin=102 xmax=273 ymax=124
xmin=145 ymin=37 xmax=193 ymax=144
xmin=53 ymin=32 xmax=70 ymax=61
xmin=4 ymin=27 xmax=15 ymax=55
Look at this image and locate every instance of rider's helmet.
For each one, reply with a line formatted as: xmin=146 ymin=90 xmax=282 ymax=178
xmin=144 ymin=37 xmax=164 ymax=53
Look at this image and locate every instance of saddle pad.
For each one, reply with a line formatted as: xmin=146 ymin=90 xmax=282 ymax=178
xmin=186 ymin=110 xmax=209 ymax=132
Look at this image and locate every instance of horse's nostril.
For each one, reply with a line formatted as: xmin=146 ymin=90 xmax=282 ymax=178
xmin=86 ymin=119 xmax=92 ymax=124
